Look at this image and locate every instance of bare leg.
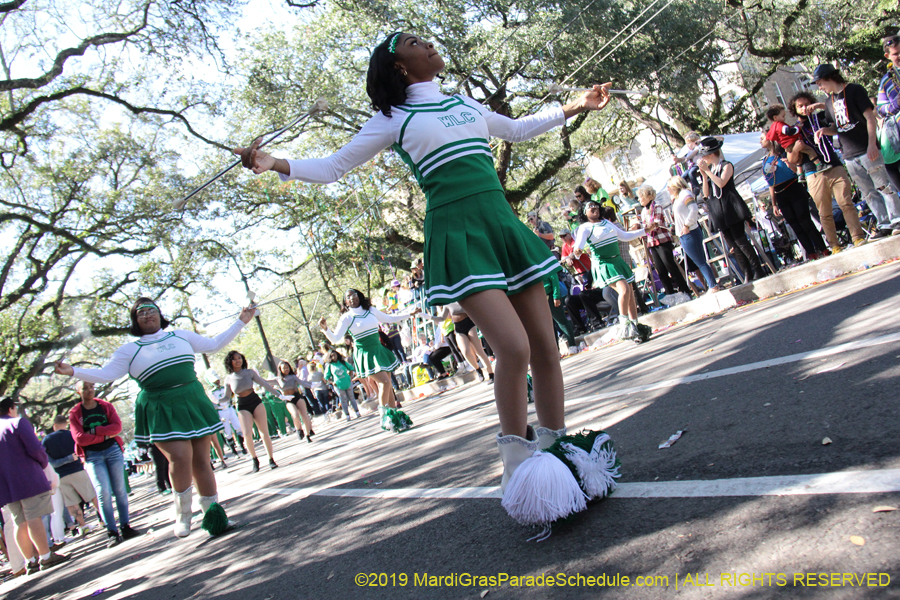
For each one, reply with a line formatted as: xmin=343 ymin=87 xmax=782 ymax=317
xmin=154 ymin=440 xmax=194 ymax=492
xmin=460 ymin=289 xmax=533 ymax=439
xmin=210 ymin=436 xmax=225 ymax=462
xmin=370 ymin=370 xmax=396 ymax=408
xmin=613 ymin=280 xmax=638 ymax=321
xmin=458 ymin=329 xmax=495 ymax=375
xmin=66 ymin=504 xmax=86 ymax=528
xmin=455 ymin=331 xmax=481 ymax=371
xmin=508 ymin=283 xmax=565 ymax=431
xmin=189 ymin=436 xmax=217 ymax=497
xmin=285 ymin=402 xmax=312 ymax=434
xmin=251 ymin=404 xmax=275 ymax=459
xmin=237 ymin=410 xmax=258 ymax=459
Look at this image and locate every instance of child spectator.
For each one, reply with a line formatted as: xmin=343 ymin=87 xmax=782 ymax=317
xmin=765 ymin=104 xmax=825 ymax=175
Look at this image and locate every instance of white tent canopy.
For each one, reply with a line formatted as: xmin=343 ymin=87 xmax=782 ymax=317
xmin=644 ymin=132 xmax=767 ymax=204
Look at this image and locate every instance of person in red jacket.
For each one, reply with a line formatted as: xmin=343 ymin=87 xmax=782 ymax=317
xmin=68 ymin=381 xmax=139 ymax=547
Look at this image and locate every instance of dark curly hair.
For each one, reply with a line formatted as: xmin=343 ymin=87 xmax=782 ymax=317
xmin=344 ymin=288 xmax=371 ymax=310
xmin=277 ymin=360 xmax=295 ymax=377
xmin=129 ymin=297 xmax=170 ymax=337
xmin=224 ymin=350 xmax=247 ymax=374
xmin=366 ymin=32 xmax=408 ymax=117
xmin=326 ymin=349 xmax=346 ymax=364
xmin=787 ymin=91 xmax=818 ymax=119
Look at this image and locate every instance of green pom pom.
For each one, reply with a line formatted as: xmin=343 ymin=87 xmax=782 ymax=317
xmin=201 ymin=502 xmax=229 ymax=536
xmin=543 ymin=430 xmax=620 ymax=497
xmin=382 ymin=407 xmax=412 ymax=432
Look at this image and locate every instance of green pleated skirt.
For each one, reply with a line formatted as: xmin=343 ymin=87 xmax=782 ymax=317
xmin=353 ymin=333 xmax=400 ymax=377
xmin=591 ymin=256 xmax=635 ymax=287
xmin=423 ymin=190 xmax=560 ymax=306
xmin=134 ymin=380 xmax=224 ymax=444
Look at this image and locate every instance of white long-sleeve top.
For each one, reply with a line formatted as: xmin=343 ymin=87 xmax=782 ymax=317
xmin=322 ymin=306 xmax=415 ymax=344
xmin=672 ymin=189 xmax=700 ymax=233
xmin=278 ymin=81 xmax=565 ymax=208
xmin=72 ymin=320 xmax=246 ymax=385
xmin=573 ymin=220 xmax=645 ymax=259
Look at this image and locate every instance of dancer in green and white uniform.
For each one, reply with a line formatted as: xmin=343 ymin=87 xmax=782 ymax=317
xmin=56 ymin=298 xmax=255 ymax=538
xmin=573 ymin=200 xmax=651 ymax=342
xmin=237 ymin=33 xmax=622 ymax=530
xmin=319 ymin=289 xmax=417 ymax=432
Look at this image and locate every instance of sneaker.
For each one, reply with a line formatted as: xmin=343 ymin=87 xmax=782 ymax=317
xmin=120 ymin=525 xmax=141 ymax=540
xmin=106 ymin=530 xmax=122 ymax=548
xmin=39 ymin=551 xmax=70 ymax=570
xmin=815 ymin=162 xmax=832 ymax=174
xmin=345 ymin=415 xmax=351 ymax=422
xmin=830 ymin=246 xmax=842 ymax=256
xmin=79 ymin=524 xmax=92 ymax=538
xmin=487 ymin=373 xmax=494 ymax=384
xmin=49 ymin=541 xmax=66 ymax=552
xmin=160 ymin=488 xmax=172 ymax=495
xmin=25 ymin=560 xmax=40 ymax=575
xmin=870 ymin=229 xmax=890 ymax=240
xmin=892 ymin=228 xmax=900 ymax=237
xmin=853 ymin=239 xmax=867 ymax=247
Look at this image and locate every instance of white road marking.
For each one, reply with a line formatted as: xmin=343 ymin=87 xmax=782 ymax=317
xmin=566 ymin=331 xmax=900 ymax=405
xmin=254 ymin=468 xmax=900 ymax=501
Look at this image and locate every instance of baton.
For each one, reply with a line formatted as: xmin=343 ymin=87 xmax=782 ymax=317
xmin=173 ymin=98 xmax=329 ymax=210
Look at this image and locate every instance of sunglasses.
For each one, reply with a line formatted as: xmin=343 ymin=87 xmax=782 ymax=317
xmin=136 ymin=306 xmax=159 ymax=318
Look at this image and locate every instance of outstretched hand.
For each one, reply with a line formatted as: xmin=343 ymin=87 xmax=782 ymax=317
xmin=580 ymin=83 xmax=612 ymax=112
xmin=239 ymin=306 xmax=256 ymax=324
xmin=233 ymin=138 xmax=277 ymax=175
xmin=55 ymin=362 xmax=74 ymax=376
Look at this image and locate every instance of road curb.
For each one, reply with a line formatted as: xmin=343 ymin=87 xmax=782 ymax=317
xmin=581 ymin=236 xmax=900 ymax=346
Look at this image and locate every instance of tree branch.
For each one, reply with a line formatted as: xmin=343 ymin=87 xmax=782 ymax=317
xmin=0 ymin=2 xmax=151 ymax=91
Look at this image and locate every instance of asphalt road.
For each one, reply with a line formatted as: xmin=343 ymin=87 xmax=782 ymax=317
xmin=5 ymin=261 xmax=900 ymax=600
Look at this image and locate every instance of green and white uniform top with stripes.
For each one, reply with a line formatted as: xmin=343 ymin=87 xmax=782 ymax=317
xmin=573 ymin=220 xmax=645 ymax=261
xmin=277 ymin=81 xmax=564 ymax=209
xmin=71 ymin=320 xmax=246 ymax=391
xmin=322 ymin=306 xmax=415 ymax=348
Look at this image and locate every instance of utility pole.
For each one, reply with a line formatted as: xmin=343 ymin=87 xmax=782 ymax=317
xmin=240 ymin=272 xmax=277 ymax=374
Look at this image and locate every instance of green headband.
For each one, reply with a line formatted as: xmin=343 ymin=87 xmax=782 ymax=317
xmin=388 ymin=33 xmax=402 ymax=54
xmin=136 ymin=303 xmax=157 ymax=310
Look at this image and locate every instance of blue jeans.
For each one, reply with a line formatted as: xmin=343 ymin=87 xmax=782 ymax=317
xmin=85 ymin=444 xmax=129 ymax=533
xmin=679 ymin=228 xmax=718 ymax=289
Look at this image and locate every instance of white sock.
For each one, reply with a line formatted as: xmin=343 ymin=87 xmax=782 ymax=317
xmin=40 ymin=552 xmax=50 ymax=561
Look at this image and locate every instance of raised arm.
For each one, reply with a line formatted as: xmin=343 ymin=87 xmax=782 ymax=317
xmin=235 ymin=114 xmax=394 ymax=183
xmin=572 ymin=224 xmax=590 ymax=253
xmin=68 ymin=345 xmax=132 ymax=384
xmin=320 ymin=312 xmax=354 ymax=344
xmin=250 ymin=369 xmax=282 ymax=396
xmin=369 ymin=305 xmax=418 ymax=324
xmin=482 ymin=83 xmax=611 ymax=142
xmin=178 ymin=318 xmax=247 ymax=354
xmin=611 ymin=222 xmax=646 ymax=242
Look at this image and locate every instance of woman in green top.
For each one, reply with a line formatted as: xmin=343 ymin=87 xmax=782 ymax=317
xmin=324 ymin=349 xmax=361 ymax=422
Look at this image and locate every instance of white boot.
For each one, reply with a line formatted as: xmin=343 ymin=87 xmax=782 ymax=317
xmin=497 ymin=427 xmax=587 ymax=527
xmin=198 ymin=493 xmax=235 ymax=535
xmin=535 ymin=426 xmax=567 ymax=450
xmin=172 ymin=486 xmax=194 ymax=538
xmin=496 ymin=426 xmax=538 ymax=493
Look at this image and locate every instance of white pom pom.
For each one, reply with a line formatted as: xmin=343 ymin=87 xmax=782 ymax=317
xmin=501 ymin=450 xmax=587 ymax=526
xmin=561 ymin=434 xmax=621 ymax=500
